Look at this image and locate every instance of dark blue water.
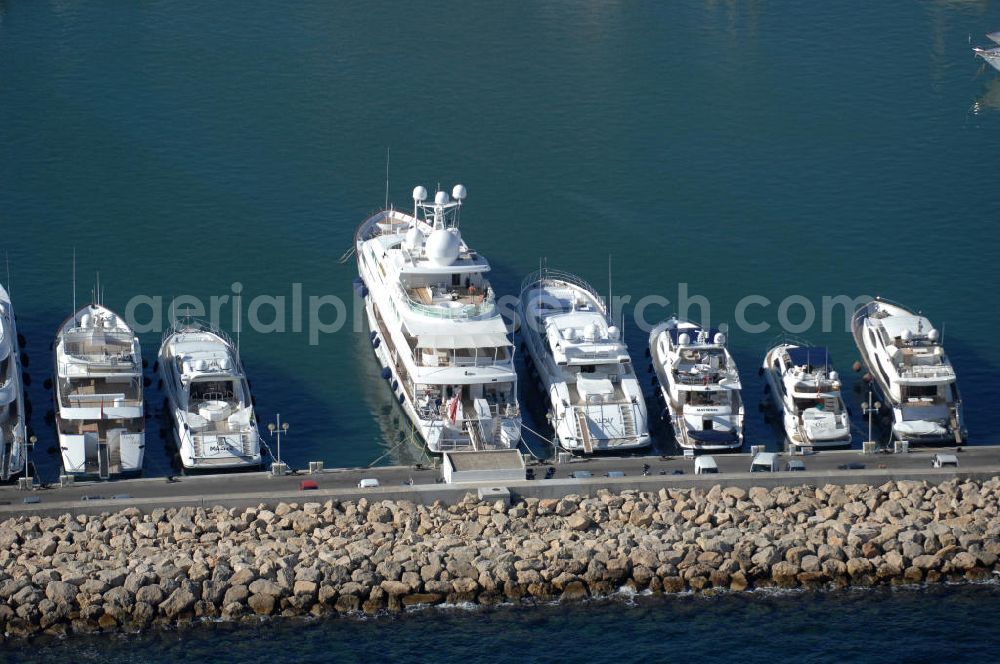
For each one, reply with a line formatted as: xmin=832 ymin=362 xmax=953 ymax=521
xmin=3 ymin=0 xmax=1000 ymax=655
xmin=8 ymin=585 xmax=1000 ymax=663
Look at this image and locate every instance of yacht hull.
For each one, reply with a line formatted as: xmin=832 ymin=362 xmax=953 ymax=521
xmin=851 ymin=300 xmax=964 ymax=445
xmin=0 ymin=284 xmax=28 ymax=481
xmin=519 ymin=272 xmax=650 ymax=455
xmin=762 ymin=345 xmax=851 ymax=450
xmin=158 ymin=325 xmax=262 ymax=472
xmin=649 ymin=325 xmax=741 ymax=452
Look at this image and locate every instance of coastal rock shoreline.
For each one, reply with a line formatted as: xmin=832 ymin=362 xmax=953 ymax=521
xmin=2 ymin=478 xmax=999 ymax=641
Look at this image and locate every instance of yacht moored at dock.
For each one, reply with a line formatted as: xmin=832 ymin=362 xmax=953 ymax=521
xmin=158 ymin=320 xmax=262 ymax=471
xmin=519 ymin=268 xmax=649 ymax=454
xmin=0 ymin=283 xmax=28 ymax=481
xmin=762 ymin=341 xmax=851 ymax=449
xmin=649 ymin=317 xmax=743 ymax=452
xmin=852 ymin=298 xmax=965 ymax=445
xmin=354 ymin=184 xmax=521 ymax=454
xmin=54 ymin=304 xmax=144 ymax=478
xmin=974 ymin=32 xmax=1000 ymax=72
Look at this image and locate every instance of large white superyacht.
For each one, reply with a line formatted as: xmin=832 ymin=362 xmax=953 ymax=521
xmin=53 ymin=303 xmax=145 ymax=478
xmin=354 ymin=184 xmax=521 ymax=453
xmin=649 ymin=317 xmax=743 ymax=451
xmin=852 ymin=298 xmax=965 ymax=444
xmin=0 ymin=283 xmax=28 ymax=481
xmin=519 ymin=269 xmax=649 ymax=454
xmin=762 ymin=341 xmax=851 ymax=449
xmin=158 ymin=319 xmax=262 ymax=470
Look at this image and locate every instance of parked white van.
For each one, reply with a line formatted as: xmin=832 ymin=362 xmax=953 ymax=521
xmin=357 ymin=478 xmax=381 ymax=488
xmin=694 ymin=456 xmax=719 ymax=475
xmin=750 ymin=452 xmax=779 ymax=472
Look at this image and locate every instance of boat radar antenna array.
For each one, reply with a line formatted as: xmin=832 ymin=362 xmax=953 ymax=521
xmin=384 ymin=147 xmax=390 ymax=212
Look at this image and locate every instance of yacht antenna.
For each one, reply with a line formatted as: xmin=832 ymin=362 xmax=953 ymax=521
xmin=96 ymin=271 xmax=101 ymax=306
xmin=940 ymin=321 xmax=946 ymax=345
xmin=384 ymin=147 xmax=390 ymax=211
xmin=236 ymin=289 xmax=242 ymax=355
xmin=607 ymin=254 xmax=613 ymax=320
xmin=72 ymin=248 xmax=77 ymax=318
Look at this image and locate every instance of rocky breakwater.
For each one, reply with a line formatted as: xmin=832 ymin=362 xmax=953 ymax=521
xmin=3 ymin=477 xmax=1000 ymax=640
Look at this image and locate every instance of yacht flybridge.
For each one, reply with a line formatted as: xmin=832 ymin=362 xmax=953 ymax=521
xmin=519 ymin=269 xmax=649 ymax=454
xmin=158 ymin=320 xmax=262 ymax=470
xmin=852 ymin=298 xmax=965 ymax=445
xmin=354 ymin=184 xmax=521 ymax=453
xmin=54 ymin=304 xmax=145 ymax=478
xmin=0 ymin=283 xmax=28 ymax=481
xmin=649 ymin=317 xmax=743 ymax=451
xmin=762 ymin=342 xmax=851 ymax=449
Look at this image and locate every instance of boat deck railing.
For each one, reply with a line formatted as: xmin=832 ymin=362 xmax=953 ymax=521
xmin=399 ymin=283 xmax=496 ymax=319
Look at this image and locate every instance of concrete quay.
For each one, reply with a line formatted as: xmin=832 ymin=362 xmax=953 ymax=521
xmin=1 ymin=445 xmax=996 ymax=518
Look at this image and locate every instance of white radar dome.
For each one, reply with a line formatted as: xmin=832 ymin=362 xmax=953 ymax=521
xmin=451 ymin=184 xmax=467 ymax=201
xmin=80 ymin=313 xmax=92 ymax=328
xmin=928 ymin=328 xmax=939 ymax=342
xmin=561 ymin=328 xmax=575 ymax=341
xmin=713 ymin=332 xmax=726 ymax=345
xmin=829 ymin=370 xmax=839 ymax=382
xmin=405 ymin=226 xmax=425 ymax=251
xmin=412 ymin=186 xmax=428 ymax=202
xmin=607 ymin=325 xmax=620 ymax=340
xmin=901 ymin=329 xmax=913 ymax=342
xmin=583 ymin=323 xmax=599 ymax=342
xmin=678 ymin=333 xmax=691 ymax=346
xmin=425 ymin=228 xmax=461 ymax=265
xmin=434 ymin=190 xmax=450 ymax=205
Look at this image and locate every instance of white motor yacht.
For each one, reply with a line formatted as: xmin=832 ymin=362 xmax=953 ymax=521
xmin=519 ymin=268 xmax=649 ymax=454
xmin=762 ymin=341 xmax=851 ymax=449
xmin=974 ymin=32 xmax=1000 ymax=72
xmin=158 ymin=320 xmax=261 ymax=470
xmin=852 ymin=298 xmax=965 ymax=444
xmin=354 ymin=184 xmax=521 ymax=453
xmin=0 ymin=283 xmax=28 ymax=481
xmin=54 ymin=304 xmax=144 ymax=477
xmin=649 ymin=317 xmax=743 ymax=451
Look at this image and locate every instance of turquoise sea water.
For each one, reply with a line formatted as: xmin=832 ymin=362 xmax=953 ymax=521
xmin=2 ymin=1 xmax=999 ymax=474
xmin=2 ymin=0 xmax=1000 ymax=654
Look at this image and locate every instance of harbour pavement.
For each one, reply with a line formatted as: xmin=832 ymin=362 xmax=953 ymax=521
xmin=0 ymin=445 xmax=996 ymax=517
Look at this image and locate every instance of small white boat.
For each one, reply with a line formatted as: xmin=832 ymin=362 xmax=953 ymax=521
xmin=158 ymin=320 xmax=261 ymax=471
xmin=0 ymin=283 xmax=28 ymax=481
xmin=762 ymin=341 xmax=851 ymax=449
xmin=649 ymin=317 xmax=743 ymax=451
xmin=53 ymin=304 xmax=145 ymax=478
xmin=852 ymin=298 xmax=965 ymax=444
xmin=974 ymin=32 xmax=1000 ymax=73
xmin=519 ymin=269 xmax=650 ymax=454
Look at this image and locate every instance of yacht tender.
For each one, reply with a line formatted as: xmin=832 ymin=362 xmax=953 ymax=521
xmin=762 ymin=342 xmax=851 ymax=449
xmin=0 ymin=283 xmax=28 ymax=481
xmin=852 ymin=298 xmax=965 ymax=444
xmin=54 ymin=304 xmax=145 ymax=477
xmin=354 ymin=184 xmax=521 ymax=454
xmin=649 ymin=317 xmax=743 ymax=451
xmin=519 ymin=269 xmax=649 ymax=453
xmin=158 ymin=320 xmax=262 ymax=470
